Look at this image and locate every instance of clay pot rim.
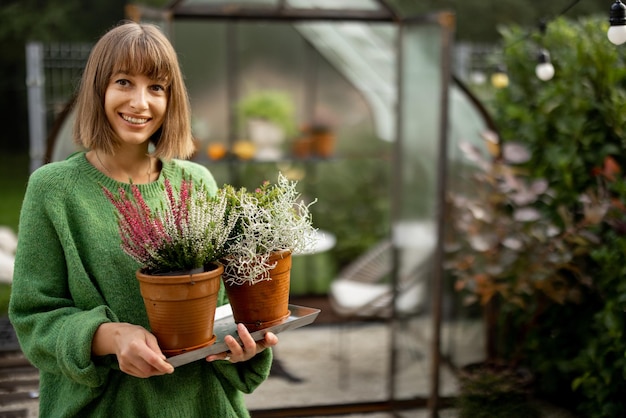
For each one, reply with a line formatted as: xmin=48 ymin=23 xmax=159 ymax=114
xmin=136 ymin=263 xmax=224 ymax=284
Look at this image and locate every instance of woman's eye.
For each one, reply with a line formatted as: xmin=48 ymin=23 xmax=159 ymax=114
xmin=115 ymin=79 xmax=130 ymax=87
xmin=151 ymin=84 xmax=165 ymax=92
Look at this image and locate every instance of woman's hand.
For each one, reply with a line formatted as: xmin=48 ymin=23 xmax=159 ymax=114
xmin=92 ymin=322 xmax=174 ymax=378
xmin=206 ymin=323 xmax=278 ymax=363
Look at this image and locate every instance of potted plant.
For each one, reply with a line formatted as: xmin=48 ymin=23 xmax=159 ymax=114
xmin=457 ymin=361 xmax=538 ymax=418
xmin=220 ymin=172 xmax=317 ymax=331
xmin=237 ymin=90 xmax=297 ymax=161
xmin=103 ymin=176 xmax=239 ymax=356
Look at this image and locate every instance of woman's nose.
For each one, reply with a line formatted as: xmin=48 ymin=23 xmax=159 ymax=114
xmin=130 ymin=88 xmax=148 ymax=111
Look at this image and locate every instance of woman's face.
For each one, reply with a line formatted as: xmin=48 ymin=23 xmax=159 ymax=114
xmin=104 ymin=72 xmax=168 ymax=146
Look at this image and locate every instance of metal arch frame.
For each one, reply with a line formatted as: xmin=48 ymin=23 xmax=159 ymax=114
xmin=165 ymin=0 xmax=399 ymax=22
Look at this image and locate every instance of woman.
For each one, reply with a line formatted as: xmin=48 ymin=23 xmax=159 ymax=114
xmin=9 ymin=21 xmax=277 ymax=417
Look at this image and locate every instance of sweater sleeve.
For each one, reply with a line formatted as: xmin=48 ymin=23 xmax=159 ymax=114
xmin=9 ymin=166 xmax=118 ymax=388
xmin=212 ymin=347 xmax=273 ymax=394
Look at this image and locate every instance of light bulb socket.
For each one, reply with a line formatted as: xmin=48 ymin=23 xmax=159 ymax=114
xmin=610 ymin=0 xmax=626 ymax=26
xmin=537 ymin=49 xmax=551 ymax=64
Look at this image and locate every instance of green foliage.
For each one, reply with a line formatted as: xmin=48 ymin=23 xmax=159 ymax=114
xmin=570 ymin=213 xmax=626 ymax=417
xmin=0 ymin=284 xmax=10 ymax=317
xmin=493 ymin=17 xmax=626 ymax=208
xmin=0 ymin=152 xmax=28 ymax=231
xmin=488 ymin=15 xmax=626 ymax=416
xmin=237 ymin=90 xmax=297 ymax=137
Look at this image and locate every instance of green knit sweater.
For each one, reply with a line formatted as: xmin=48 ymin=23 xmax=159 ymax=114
xmin=9 ymin=152 xmax=272 ymax=417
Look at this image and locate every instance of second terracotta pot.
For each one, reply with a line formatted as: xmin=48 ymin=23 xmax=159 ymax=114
xmin=223 ymin=250 xmax=292 ymax=332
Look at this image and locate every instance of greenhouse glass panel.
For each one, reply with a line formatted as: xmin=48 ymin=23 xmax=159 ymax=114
xmin=390 ymin=22 xmax=444 ymax=400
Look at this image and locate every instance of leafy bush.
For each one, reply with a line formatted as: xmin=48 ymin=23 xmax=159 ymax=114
xmin=486 ymin=15 xmax=626 ymax=415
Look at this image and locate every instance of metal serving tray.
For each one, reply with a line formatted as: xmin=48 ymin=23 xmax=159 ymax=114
xmin=167 ymin=304 xmax=321 ymax=368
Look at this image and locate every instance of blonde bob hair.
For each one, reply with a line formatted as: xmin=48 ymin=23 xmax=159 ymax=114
xmin=73 ymin=21 xmax=194 ymax=160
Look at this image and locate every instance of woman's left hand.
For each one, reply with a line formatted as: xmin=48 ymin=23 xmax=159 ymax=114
xmin=206 ymin=323 xmax=278 ymax=363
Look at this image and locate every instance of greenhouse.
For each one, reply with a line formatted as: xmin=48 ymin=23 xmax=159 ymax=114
xmin=44 ymin=0 xmax=496 ymax=416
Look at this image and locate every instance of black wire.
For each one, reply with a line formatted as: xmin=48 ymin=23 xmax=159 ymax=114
xmin=554 ymin=0 xmax=583 ymax=19
xmin=503 ymin=0 xmax=584 ymax=51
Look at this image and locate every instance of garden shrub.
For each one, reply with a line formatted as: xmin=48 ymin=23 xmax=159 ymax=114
xmin=486 ymin=15 xmax=626 ymax=416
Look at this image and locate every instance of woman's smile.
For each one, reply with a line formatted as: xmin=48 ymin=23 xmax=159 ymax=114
xmin=120 ymin=114 xmax=150 ymax=125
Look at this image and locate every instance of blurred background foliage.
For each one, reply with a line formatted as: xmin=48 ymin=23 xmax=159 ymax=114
xmin=481 ymin=15 xmax=626 ymax=417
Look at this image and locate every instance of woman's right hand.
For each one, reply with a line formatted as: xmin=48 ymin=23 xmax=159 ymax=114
xmin=92 ymin=322 xmax=174 ymax=378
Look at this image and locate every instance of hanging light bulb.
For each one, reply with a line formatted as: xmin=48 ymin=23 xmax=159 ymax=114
xmin=491 ymin=64 xmax=509 ymax=89
xmin=608 ymin=0 xmax=626 ymax=45
xmin=535 ymin=49 xmax=555 ymax=81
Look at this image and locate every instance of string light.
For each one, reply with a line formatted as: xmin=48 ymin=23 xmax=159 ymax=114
xmin=608 ymin=0 xmax=626 ymax=45
xmin=535 ymin=49 xmax=555 ymax=81
xmin=491 ymin=64 xmax=509 ymax=89
xmin=486 ymin=1 xmax=582 ymax=88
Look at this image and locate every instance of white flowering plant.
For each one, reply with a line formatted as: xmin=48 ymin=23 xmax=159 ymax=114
xmin=103 ymin=175 xmax=238 ymax=275
xmin=222 ymin=172 xmax=317 ymax=285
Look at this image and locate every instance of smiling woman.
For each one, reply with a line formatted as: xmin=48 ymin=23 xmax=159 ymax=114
xmin=8 ymin=21 xmax=278 ymax=418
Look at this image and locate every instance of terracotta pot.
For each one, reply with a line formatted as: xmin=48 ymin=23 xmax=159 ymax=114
xmin=292 ymin=136 xmax=313 ymax=159
xmin=223 ymin=250 xmax=292 ymax=332
xmin=312 ymin=131 xmax=335 ymax=158
xmin=136 ymin=264 xmax=223 ymax=356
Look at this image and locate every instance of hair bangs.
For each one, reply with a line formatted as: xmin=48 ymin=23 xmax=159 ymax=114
xmin=110 ymin=32 xmax=172 ymax=85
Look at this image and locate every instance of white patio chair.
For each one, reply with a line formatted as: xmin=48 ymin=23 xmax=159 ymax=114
xmin=328 ymin=221 xmax=437 ymax=386
xmin=329 ymin=221 xmax=436 ymax=319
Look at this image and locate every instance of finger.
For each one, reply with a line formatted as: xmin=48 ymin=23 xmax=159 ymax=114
xmin=205 ymin=349 xmax=234 ymax=363
xmin=236 ymin=323 xmax=257 ymax=352
xmin=121 ymin=357 xmax=172 ymax=378
xmin=141 ymin=336 xmax=174 ymax=373
xmin=224 ymin=334 xmax=244 ymax=357
xmin=147 ymin=355 xmax=175 ymax=374
xmin=145 ymin=334 xmax=167 ymax=361
xmin=130 ymin=347 xmax=173 ymax=375
xmin=264 ymin=332 xmax=278 ymax=346
xmin=255 ymin=332 xmax=278 ymax=351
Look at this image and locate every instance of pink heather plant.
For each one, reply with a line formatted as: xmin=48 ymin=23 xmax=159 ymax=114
xmin=103 ymin=176 xmax=238 ymax=275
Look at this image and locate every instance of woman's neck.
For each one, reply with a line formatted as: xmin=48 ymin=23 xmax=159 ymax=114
xmin=89 ymin=149 xmax=157 ymax=184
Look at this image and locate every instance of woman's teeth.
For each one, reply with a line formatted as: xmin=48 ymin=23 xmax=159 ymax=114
xmin=122 ymin=114 xmax=148 ymax=124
